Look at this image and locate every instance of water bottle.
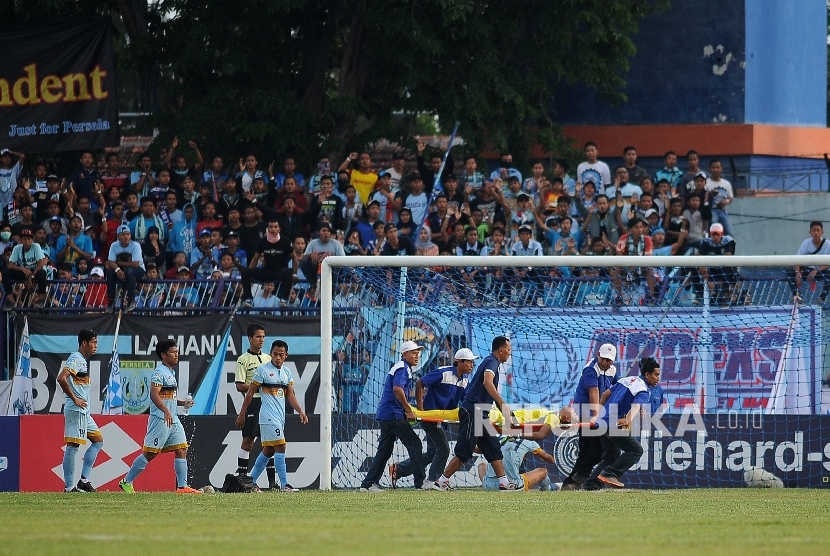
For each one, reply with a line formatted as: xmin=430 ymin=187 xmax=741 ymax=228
xmin=184 ymin=393 xmax=193 ymax=416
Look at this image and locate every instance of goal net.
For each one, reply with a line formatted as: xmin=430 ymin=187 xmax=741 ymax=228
xmin=319 ymin=255 xmax=830 ymax=490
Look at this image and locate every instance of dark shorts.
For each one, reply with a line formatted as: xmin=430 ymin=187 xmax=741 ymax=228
xmin=454 ymin=405 xmax=502 ymax=464
xmin=242 ymin=397 xmax=261 ymax=440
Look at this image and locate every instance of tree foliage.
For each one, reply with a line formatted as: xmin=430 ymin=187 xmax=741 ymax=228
xmin=2 ymin=0 xmax=666 ymax=168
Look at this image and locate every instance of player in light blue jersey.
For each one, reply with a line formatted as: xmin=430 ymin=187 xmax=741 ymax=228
xmin=480 ymin=437 xmax=556 ymax=491
xmin=119 ymin=339 xmax=200 ymax=494
xmin=236 ymin=339 xmax=308 ymax=492
xmin=56 ymin=329 xmax=103 ymax=493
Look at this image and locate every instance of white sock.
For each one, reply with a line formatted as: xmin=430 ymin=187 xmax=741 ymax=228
xmin=498 ymin=475 xmax=509 ymax=487
xmin=437 ymin=475 xmax=449 ymax=485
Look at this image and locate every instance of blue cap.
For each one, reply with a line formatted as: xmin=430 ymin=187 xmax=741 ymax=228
xmin=116 ymin=224 xmax=130 ymax=234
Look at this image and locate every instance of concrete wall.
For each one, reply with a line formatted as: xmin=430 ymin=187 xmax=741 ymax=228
xmin=553 ymin=0 xmax=827 ymax=127
xmin=731 ymin=193 xmax=830 ymax=254
xmin=745 ymin=1 xmax=827 ymax=126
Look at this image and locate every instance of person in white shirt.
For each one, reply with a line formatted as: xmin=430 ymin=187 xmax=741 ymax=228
xmin=604 ymin=167 xmax=643 ymax=201
xmin=705 ymin=160 xmax=734 ymax=237
xmin=576 ymin=142 xmax=611 ymax=194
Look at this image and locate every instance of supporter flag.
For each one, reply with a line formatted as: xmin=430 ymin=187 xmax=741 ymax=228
xmin=190 ymin=321 xmax=232 ymax=415
xmin=103 ymin=340 xmax=123 ymax=414
xmin=767 ymin=304 xmax=811 ymax=415
xmin=6 ymin=318 xmax=34 ymax=415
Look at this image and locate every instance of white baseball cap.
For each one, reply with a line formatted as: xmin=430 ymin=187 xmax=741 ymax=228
xmin=453 ymin=348 xmax=479 ymax=361
xmin=709 ymin=222 xmax=724 ymax=234
xmin=400 ymin=340 xmax=425 ymax=354
xmin=598 ymin=343 xmax=617 ymax=361
xmin=90 ymin=267 xmax=104 ymax=277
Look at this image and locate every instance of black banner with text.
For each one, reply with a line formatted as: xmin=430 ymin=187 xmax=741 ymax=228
xmin=0 ymin=17 xmax=119 ymax=151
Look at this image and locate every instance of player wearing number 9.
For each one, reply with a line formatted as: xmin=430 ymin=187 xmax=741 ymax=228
xmin=237 ymin=339 xmax=309 ymax=492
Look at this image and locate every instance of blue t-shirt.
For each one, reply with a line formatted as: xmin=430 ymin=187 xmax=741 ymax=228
xmin=150 ymin=363 xmax=179 ymax=422
xmin=375 ymin=359 xmax=414 ymax=421
xmin=420 ymin=366 xmax=469 ymax=411
xmin=462 ymin=354 xmax=500 ymax=408
xmin=648 ymin=384 xmax=664 ymax=414
xmin=602 ymin=376 xmax=650 ymax=425
xmin=573 ymin=356 xmax=620 ymax=405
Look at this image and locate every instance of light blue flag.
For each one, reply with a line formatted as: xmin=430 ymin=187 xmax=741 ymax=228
xmin=103 ymin=344 xmax=123 ymax=414
xmin=190 ymin=322 xmax=232 ymax=415
xmin=7 ymin=318 xmax=33 ymax=415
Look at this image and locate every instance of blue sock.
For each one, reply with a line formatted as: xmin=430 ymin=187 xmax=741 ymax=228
xmin=63 ymin=446 xmax=79 ymax=490
xmin=125 ymin=453 xmax=148 ymax=483
xmin=174 ymin=458 xmax=188 ymax=488
xmin=250 ymin=453 xmax=269 ymax=481
xmin=274 ymin=453 xmax=287 ymax=488
xmin=81 ymin=442 xmax=103 ymax=481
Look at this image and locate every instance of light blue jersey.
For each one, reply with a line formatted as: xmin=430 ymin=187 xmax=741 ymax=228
xmin=150 ymin=364 xmax=180 ymax=423
xmin=252 ymin=362 xmax=294 ymax=426
xmin=63 ymin=351 xmax=90 ymax=414
xmin=485 ymin=438 xmax=541 ymax=484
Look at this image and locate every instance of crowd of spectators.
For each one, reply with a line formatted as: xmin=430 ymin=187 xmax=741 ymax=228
xmin=0 ymin=139 xmax=741 ymax=311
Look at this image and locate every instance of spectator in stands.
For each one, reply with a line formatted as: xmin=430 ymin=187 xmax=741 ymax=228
xmin=189 ymin=229 xmax=217 ymax=280
xmin=275 ymin=156 xmax=305 ymax=190
xmin=340 ymin=151 xmax=377 ymax=204
xmin=288 ymin=236 xmax=310 ymax=294
xmin=33 ymin=227 xmax=52 ymax=265
xmin=11 ymin=203 xmax=37 ymax=237
xmin=414 ymin=226 xmax=439 ymax=256
xmin=101 ymin=153 xmax=128 ymax=194
xmin=706 ymin=160 xmax=734 ymax=237
xmin=522 ymin=161 xmax=545 ymax=200
xmin=308 ymin=175 xmax=344 ymax=232
xmin=300 ymin=222 xmax=345 ymax=276
xmin=576 ymin=142 xmax=611 ymax=193
xmin=83 ymin=266 xmax=108 ymax=309
xmin=462 ymin=154 xmax=485 ymax=199
xmin=489 ymin=152 xmax=522 ymax=184
xmin=65 ymin=151 xmax=100 ymax=201
xmin=4 ymin=228 xmax=47 ymax=307
xmin=33 ymin=175 xmax=67 ymax=223
xmin=165 ymin=252 xmax=190 ymax=279
xmin=130 ymin=153 xmax=156 ymax=196
xmin=137 ymin=263 xmax=165 ymax=308
xmin=252 ymin=281 xmax=281 ymax=310
xmin=384 ymin=152 xmax=407 ymax=193
xmin=651 ymin=178 xmax=670 ymax=217
xmin=240 ymin=218 xmax=295 ymax=305
xmin=367 ymin=221 xmax=387 ymax=255
xmin=0 ymin=149 xmax=24 ymax=216
xmin=605 ymin=167 xmax=643 ymax=202
xmin=552 ymin=217 xmax=581 ymax=257
xmin=276 ymin=197 xmax=305 ymax=241
xmin=426 ymin=194 xmax=455 ymax=253
xmin=381 ymin=223 xmax=415 ymax=256
xmin=471 ymin=179 xmax=506 ymax=233
xmin=447 ymin=221 xmax=467 ymax=255
xmin=344 ymin=229 xmax=366 ymax=256
xmin=654 ymin=151 xmax=683 ymax=193
xmin=216 ymin=177 xmax=245 ymax=218
xmin=788 ymin=221 xmax=830 ymax=303
xmin=202 ymin=155 xmax=227 ymax=192
xmin=57 ymin=215 xmax=93 ymax=267
xmin=196 ymin=201 xmax=224 ymax=237
xmin=354 ymin=200 xmax=381 ymax=249
xmin=236 ymin=153 xmax=267 ymax=193
xmin=274 ymin=176 xmax=308 ymax=211
xmin=684 ymin=173 xmax=711 ymax=237
xmin=75 ymin=257 xmax=91 ymax=280
xmin=222 ymin=230 xmax=247 ymax=268
xmin=168 ymin=203 xmax=197 ymax=260
xmin=105 ymin=225 xmax=145 ymax=312
xmin=571 ymin=179 xmax=597 ymax=224
xmin=163 ymin=138 xmax=204 ymax=189
xmin=238 ymin=205 xmax=266 ymax=261
xmin=680 ymin=150 xmax=701 ymax=193
xmin=130 ymin=197 xmax=166 ymax=242
xmin=396 ymin=207 xmax=416 ymax=241
xmin=368 ymin=171 xmax=399 ymax=223
xmin=697 ymin=222 xmax=737 ymax=305
xmin=622 ymin=146 xmax=648 ymax=186
xmin=396 ymin=173 xmax=429 ymax=230
xmin=417 ymin=140 xmax=455 ymax=194
xmin=307 ymin=155 xmax=332 ymax=194
xmin=141 ymin=226 xmax=166 ymax=271
xmin=611 ymin=218 xmax=655 ymax=304
xmin=664 ymin=198 xmax=689 ymax=248
xmin=511 ymin=225 xmax=545 ymax=300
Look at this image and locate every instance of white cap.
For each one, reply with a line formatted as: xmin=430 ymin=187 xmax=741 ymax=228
xmin=90 ymin=267 xmax=104 ymax=277
xmin=709 ymin=222 xmax=724 ymax=234
xmin=643 ymin=208 xmax=658 ymax=218
xmin=598 ymin=343 xmax=617 ymax=361
xmin=453 ymin=348 xmax=479 ymax=361
xmin=400 ymin=340 xmax=425 ymax=354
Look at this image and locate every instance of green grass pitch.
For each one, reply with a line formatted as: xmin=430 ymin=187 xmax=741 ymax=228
xmin=0 ymin=489 xmax=828 ymax=555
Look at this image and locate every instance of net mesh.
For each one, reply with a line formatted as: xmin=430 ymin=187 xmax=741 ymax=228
xmin=328 ymin=259 xmax=829 ymax=489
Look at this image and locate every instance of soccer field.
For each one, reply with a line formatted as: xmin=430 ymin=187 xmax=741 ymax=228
xmin=0 ymin=490 xmax=828 ymax=555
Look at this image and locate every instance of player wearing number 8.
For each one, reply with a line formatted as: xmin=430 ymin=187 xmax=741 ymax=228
xmin=119 ymin=339 xmax=200 ymax=494
xmin=236 ymin=340 xmax=309 ymax=492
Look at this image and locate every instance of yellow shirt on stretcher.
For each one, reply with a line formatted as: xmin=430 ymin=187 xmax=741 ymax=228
xmin=412 ymin=406 xmax=561 ymax=428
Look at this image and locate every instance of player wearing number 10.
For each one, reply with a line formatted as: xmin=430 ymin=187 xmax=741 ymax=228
xmin=237 ymin=340 xmax=309 ymax=492
xmin=119 ymin=339 xmax=200 ymax=494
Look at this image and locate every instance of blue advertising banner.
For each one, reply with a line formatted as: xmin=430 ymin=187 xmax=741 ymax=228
xmin=0 ymin=416 xmax=20 ymax=491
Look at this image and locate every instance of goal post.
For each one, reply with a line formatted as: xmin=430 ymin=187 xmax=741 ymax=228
xmin=319 ymin=255 xmax=830 ymax=490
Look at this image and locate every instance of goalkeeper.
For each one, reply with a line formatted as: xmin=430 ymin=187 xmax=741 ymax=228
xmin=391 ymin=348 xmax=478 ymax=488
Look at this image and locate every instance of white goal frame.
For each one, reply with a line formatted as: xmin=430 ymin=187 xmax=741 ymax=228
xmin=318 ymin=254 xmax=830 ymax=490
